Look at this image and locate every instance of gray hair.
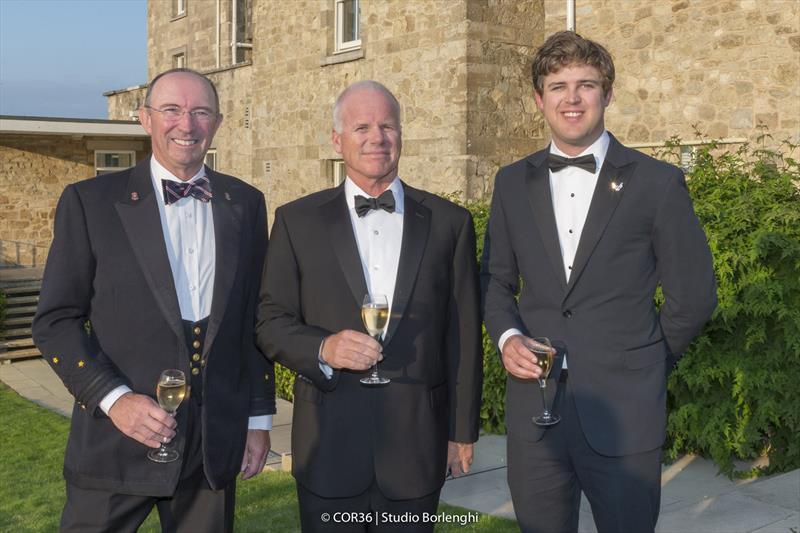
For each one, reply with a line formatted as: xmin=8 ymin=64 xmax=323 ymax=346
xmin=332 ymin=81 xmax=401 ymax=133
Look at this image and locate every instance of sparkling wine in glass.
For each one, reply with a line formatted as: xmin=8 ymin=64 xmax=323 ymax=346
xmin=530 ymin=337 xmax=560 ymax=426
xmin=360 ymin=294 xmax=390 ymax=386
xmin=147 ymin=369 xmax=187 ymax=463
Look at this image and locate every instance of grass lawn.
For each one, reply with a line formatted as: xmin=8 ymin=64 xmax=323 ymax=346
xmin=0 ymin=383 xmax=517 ymax=532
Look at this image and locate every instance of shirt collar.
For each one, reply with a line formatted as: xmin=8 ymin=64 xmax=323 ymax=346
xmin=344 ymin=176 xmax=405 ymax=215
xmin=150 ymin=156 xmax=207 ymax=203
xmin=549 ymin=130 xmax=610 ymax=174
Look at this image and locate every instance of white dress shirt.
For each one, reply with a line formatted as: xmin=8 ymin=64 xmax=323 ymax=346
xmin=101 ymin=156 xmax=271 ymax=430
xmin=498 ymin=131 xmax=611 ymax=369
xmin=320 ymin=177 xmax=405 ymax=377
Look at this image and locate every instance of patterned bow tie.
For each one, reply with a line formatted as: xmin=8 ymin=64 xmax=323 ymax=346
xmin=354 ymin=190 xmax=396 ymax=217
xmin=546 ymin=153 xmax=597 ymax=174
xmin=162 ymin=176 xmax=212 ymax=205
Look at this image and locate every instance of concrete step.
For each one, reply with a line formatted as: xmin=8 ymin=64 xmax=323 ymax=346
xmin=0 ymin=346 xmax=41 ymax=361
xmin=1 ymin=284 xmax=41 ymax=295
xmin=1 ymin=337 xmax=36 ymax=349
xmin=1 ymin=327 xmax=33 ymax=338
xmin=4 ymin=295 xmax=39 ymax=305
xmin=4 ymin=305 xmax=37 ymax=316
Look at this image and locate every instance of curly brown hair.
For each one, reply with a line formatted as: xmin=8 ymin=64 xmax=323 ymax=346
xmin=531 ymin=31 xmax=615 ymax=96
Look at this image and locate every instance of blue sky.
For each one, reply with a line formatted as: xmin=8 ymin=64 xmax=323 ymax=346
xmin=0 ymin=0 xmax=147 ymax=119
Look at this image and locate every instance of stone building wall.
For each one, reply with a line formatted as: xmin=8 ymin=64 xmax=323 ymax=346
xmin=105 ymin=86 xmax=147 ymax=121
xmin=544 ymin=0 xmax=800 ymax=147
xmin=0 ymin=135 xmax=149 ymax=266
xmin=466 ymin=0 xmax=545 ymax=197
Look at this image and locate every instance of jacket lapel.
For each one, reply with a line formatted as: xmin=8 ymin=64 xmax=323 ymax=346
xmin=383 ymin=185 xmax=430 ymax=346
xmin=321 ymin=186 xmax=369 ymax=309
xmin=526 ymin=152 xmax=568 ymax=289
xmin=203 ymin=170 xmax=242 ymax=356
xmin=565 ymin=135 xmax=637 ymax=297
xmin=115 ymin=161 xmax=184 ymax=342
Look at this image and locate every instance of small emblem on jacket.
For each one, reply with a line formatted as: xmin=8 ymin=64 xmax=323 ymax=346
xmin=225 ymin=192 xmax=232 ymax=201
xmin=130 ymin=191 xmax=139 ymax=201
xmin=610 ymin=181 xmax=624 ymax=192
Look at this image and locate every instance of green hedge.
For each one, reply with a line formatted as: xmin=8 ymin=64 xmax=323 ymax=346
xmin=271 ymin=139 xmax=800 ymax=476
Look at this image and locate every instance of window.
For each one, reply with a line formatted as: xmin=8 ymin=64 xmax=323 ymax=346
xmin=334 ymin=0 xmax=360 ymax=53
xmin=233 ymin=0 xmax=253 ymax=64
xmin=95 ymin=151 xmax=136 ymax=176
xmin=333 ymin=160 xmax=347 ymax=186
xmin=204 ymin=150 xmax=217 ymax=171
xmin=173 ymin=52 xmax=186 ymax=68
xmin=173 ymin=0 xmax=186 ymax=18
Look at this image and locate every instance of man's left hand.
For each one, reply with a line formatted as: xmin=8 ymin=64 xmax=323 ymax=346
xmin=446 ymin=441 xmax=474 ymax=478
xmin=240 ymin=429 xmax=270 ymax=480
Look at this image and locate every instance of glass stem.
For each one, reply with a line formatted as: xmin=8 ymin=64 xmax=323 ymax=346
xmin=538 ymin=379 xmax=550 ymax=417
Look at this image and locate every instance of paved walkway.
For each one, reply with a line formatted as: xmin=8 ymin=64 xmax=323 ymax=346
xmin=2 ymin=358 xmax=798 ymax=532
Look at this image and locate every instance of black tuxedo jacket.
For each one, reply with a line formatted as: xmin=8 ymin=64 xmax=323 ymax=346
xmin=481 ymin=134 xmax=717 ymax=456
xmin=32 ymin=160 xmax=274 ymax=496
xmin=256 ymin=182 xmax=482 ymax=500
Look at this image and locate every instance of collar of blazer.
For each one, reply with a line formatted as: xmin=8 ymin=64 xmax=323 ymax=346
xmin=524 ymin=133 xmax=639 ymax=297
xmin=318 ymin=180 xmax=431 ymax=346
xmin=113 ymin=158 xmax=242 ymax=357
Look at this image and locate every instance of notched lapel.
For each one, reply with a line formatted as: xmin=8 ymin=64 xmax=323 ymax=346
xmin=566 ymin=154 xmax=637 ymax=296
xmin=114 ymin=164 xmax=184 ymax=341
xmin=383 ymin=190 xmax=430 ymax=346
xmin=526 ymin=160 xmax=568 ymax=289
xmin=321 ymin=188 xmax=369 ymax=309
xmin=204 ymin=173 xmax=242 ymax=356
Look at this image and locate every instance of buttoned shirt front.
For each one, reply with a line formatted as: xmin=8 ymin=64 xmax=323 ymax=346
xmin=498 ymin=131 xmax=611 ymax=369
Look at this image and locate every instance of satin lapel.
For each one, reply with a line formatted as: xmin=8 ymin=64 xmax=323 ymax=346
xmin=204 ymin=171 xmax=242 ymax=357
xmin=114 ymin=162 xmax=183 ymax=341
xmin=321 ymin=187 xmax=369 ymax=308
xmin=383 ymin=187 xmax=430 ymax=346
xmin=565 ymin=142 xmax=637 ymax=298
xmin=526 ymin=158 xmax=568 ymax=289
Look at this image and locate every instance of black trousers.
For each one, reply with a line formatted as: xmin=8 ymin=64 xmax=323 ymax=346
xmin=296 ymin=480 xmax=441 ymax=533
xmin=507 ymin=377 xmax=662 ymax=533
xmin=60 ymin=396 xmax=235 ymax=533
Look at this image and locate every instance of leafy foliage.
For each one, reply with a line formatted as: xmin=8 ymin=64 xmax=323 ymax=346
xmin=657 ymin=136 xmax=800 ymax=477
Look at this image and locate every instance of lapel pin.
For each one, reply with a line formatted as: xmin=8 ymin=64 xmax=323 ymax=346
xmin=610 ymin=181 xmax=624 ymax=192
xmin=130 ymin=191 xmax=139 ymax=201
xmin=225 ymin=192 xmax=231 ymax=201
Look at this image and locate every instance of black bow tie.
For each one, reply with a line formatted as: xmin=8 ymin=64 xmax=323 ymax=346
xmin=354 ymin=190 xmax=396 ymax=217
xmin=547 ymin=153 xmax=597 ymax=174
xmin=162 ymin=176 xmax=212 ymax=205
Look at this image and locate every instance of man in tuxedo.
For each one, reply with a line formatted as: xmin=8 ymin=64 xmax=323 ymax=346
xmin=256 ymin=81 xmax=482 ymax=532
xmin=481 ymin=32 xmax=717 ymax=533
xmin=32 ymin=68 xmax=274 ymax=533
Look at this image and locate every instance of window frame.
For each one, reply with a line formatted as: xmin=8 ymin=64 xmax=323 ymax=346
xmin=94 ymin=150 xmax=136 ymax=176
xmin=204 ymin=149 xmax=217 ymax=171
xmin=334 ymin=0 xmax=360 ymax=54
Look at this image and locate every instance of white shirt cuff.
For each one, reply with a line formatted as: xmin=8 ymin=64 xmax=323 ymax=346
xmin=319 ymin=339 xmax=333 ymax=379
xmin=248 ymin=415 xmax=273 ymax=430
xmin=498 ymin=328 xmax=523 ymax=352
xmin=99 ymin=385 xmax=133 ymax=414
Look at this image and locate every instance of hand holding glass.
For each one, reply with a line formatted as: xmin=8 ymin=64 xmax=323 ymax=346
xmin=360 ymin=294 xmax=390 ymax=385
xmin=529 ymin=337 xmax=560 ymax=426
xmin=147 ymin=369 xmax=187 ymax=463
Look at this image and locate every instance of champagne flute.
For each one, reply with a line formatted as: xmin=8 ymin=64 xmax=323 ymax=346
xmin=147 ymin=369 xmax=187 ymax=463
xmin=529 ymin=337 xmax=560 ymax=426
xmin=360 ymin=294 xmax=390 ymax=386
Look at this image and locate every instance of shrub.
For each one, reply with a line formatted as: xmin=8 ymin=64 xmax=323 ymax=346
xmin=659 ymin=137 xmax=800 ymax=476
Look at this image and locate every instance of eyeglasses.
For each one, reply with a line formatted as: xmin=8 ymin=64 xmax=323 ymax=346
xmin=144 ymin=105 xmax=217 ymax=123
